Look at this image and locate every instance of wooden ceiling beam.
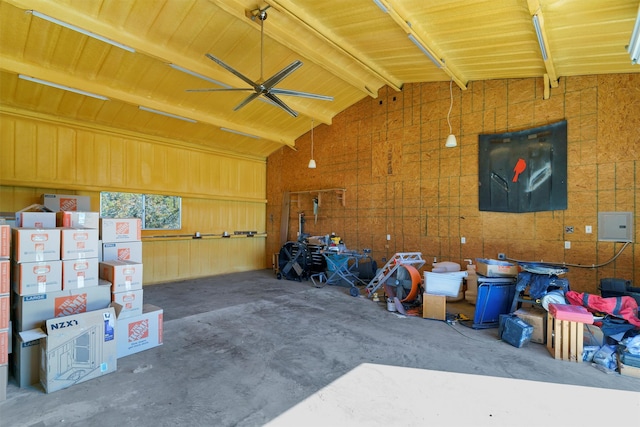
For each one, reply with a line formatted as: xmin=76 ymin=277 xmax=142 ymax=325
xmin=262 ymin=0 xmax=402 ymax=94
xmin=0 ymin=55 xmax=296 ymax=147
xmin=380 ymin=0 xmax=467 ymax=90
xmin=528 ymin=0 xmax=559 ymax=89
xmin=4 ymin=0 xmax=333 ymax=125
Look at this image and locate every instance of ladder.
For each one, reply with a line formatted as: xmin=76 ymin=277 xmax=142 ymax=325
xmin=365 ymin=252 xmax=426 ymax=298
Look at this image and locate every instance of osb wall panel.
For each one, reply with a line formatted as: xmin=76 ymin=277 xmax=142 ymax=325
xmin=267 ymin=74 xmax=639 ymax=294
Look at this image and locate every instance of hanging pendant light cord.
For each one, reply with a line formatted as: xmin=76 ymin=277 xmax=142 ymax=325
xmin=447 ymin=77 xmax=454 ymax=134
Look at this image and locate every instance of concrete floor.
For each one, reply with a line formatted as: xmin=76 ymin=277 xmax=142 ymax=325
xmin=2 ymin=269 xmax=639 ymax=427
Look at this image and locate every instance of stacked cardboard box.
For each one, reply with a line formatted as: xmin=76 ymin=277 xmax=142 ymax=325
xmin=0 ymin=224 xmax=10 ymax=400
xmin=99 ymin=218 xmax=162 ymax=357
xmin=11 ymin=207 xmax=111 ymax=388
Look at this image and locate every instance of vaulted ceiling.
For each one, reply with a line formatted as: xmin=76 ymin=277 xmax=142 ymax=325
xmin=1 ymin=0 xmax=638 ymax=159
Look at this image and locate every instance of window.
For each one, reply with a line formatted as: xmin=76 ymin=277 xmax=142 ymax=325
xmin=100 ymin=192 xmax=181 ymax=230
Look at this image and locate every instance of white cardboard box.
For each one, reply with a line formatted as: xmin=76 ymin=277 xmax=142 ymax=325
xmin=13 ymin=284 xmax=112 ymax=331
xmin=101 ymin=241 xmax=143 ymax=263
xmin=39 ymin=306 xmax=117 ymax=393
xmin=56 ymin=211 xmax=100 ymax=229
xmin=11 ymin=334 xmax=40 ymax=387
xmin=100 ymin=218 xmax=141 ymax=243
xmin=15 ymin=211 xmax=56 ymax=228
xmin=99 ymin=260 xmax=143 ymax=292
xmin=116 ymin=304 xmax=163 ymax=358
xmin=111 ymin=289 xmax=144 ymax=319
xmin=0 ymin=225 xmax=10 ymax=259
xmin=12 ymin=260 xmax=63 ymax=296
xmin=60 ymin=228 xmax=99 ymax=260
xmin=12 ymin=228 xmax=61 ymax=263
xmin=62 ymin=258 xmax=100 ymax=290
xmin=42 ymin=194 xmax=91 ymax=212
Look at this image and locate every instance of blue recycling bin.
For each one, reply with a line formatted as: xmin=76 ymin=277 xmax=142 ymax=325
xmin=471 ymin=276 xmax=517 ymax=329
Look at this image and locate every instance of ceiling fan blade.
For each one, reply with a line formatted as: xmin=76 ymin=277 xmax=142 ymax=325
xmin=262 ymin=60 xmax=303 ymax=90
xmin=264 ymin=93 xmax=298 ymax=118
xmin=270 ymin=88 xmax=334 ymax=101
xmin=186 ymin=88 xmax=254 ymax=92
xmin=233 ymin=92 xmax=261 ymax=111
xmin=205 ymin=53 xmax=258 ymax=89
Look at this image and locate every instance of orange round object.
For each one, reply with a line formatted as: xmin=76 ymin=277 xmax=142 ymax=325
xmin=399 ymin=264 xmax=421 ymax=303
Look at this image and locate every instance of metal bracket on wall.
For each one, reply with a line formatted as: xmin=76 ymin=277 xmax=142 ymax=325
xmin=289 ymin=188 xmax=346 ymax=208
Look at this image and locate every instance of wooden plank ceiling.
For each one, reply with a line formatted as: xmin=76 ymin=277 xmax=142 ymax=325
xmin=1 ymin=0 xmax=638 ymax=159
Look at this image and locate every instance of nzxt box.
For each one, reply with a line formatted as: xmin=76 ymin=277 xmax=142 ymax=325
xmin=13 ymin=284 xmax=111 ymax=331
xmin=116 ymin=304 xmax=163 ymax=358
xmin=39 ymin=306 xmax=117 ymax=393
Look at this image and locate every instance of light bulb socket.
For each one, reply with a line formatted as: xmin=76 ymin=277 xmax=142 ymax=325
xmin=308 ymin=159 xmax=317 ymax=168
xmin=445 ymin=134 xmax=457 ymax=148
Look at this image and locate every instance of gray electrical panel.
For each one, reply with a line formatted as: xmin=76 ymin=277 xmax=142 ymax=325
xmin=598 ymin=212 xmax=633 ymax=242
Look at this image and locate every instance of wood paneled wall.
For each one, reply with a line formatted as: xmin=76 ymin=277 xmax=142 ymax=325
xmin=267 ymin=74 xmax=639 ymax=294
xmin=0 ymin=108 xmax=267 ymax=285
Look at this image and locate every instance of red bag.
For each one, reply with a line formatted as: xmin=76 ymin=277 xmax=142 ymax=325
xmin=565 ymin=291 xmax=640 ymax=327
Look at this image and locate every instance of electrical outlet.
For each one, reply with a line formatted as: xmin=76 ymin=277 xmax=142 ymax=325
xmin=498 ymin=253 xmax=506 ymax=260
xmin=461 ymin=237 xmax=466 ymax=244
xmin=386 ymin=234 xmax=391 ymax=241
xmin=565 ymin=241 xmax=571 ymax=249
xmin=585 ymin=225 xmax=592 ymax=234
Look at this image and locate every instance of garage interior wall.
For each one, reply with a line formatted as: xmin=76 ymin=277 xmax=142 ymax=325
xmin=0 ymin=108 xmax=267 ymax=284
xmin=266 ymin=74 xmax=639 ymax=294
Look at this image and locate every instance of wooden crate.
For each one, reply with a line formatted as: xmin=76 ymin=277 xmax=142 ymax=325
xmin=546 ymin=313 xmax=584 ymax=362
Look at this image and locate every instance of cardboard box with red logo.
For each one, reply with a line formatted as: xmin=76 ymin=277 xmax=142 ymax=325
xmin=112 ymin=289 xmax=144 ymax=319
xmin=0 ymin=225 xmax=10 ymax=259
xmin=62 ymin=258 xmax=100 ymax=290
xmin=15 ymin=211 xmax=56 ymax=229
xmin=13 ymin=284 xmax=111 ymax=331
xmin=12 ymin=260 xmax=62 ymax=296
xmin=60 ymin=228 xmax=99 ymax=260
xmin=56 ymin=211 xmax=100 ymax=229
xmin=12 ymin=228 xmax=61 ymax=263
xmin=101 ymin=241 xmax=143 ymax=262
xmin=99 ymin=260 xmax=143 ymax=292
xmin=0 ymin=260 xmax=9 ymax=294
xmin=0 ymin=329 xmax=8 ymax=366
xmin=41 ymin=194 xmax=91 ymax=212
xmin=0 ymin=295 xmax=10 ymax=330
xmin=100 ymin=218 xmax=141 ymax=243
xmin=116 ymin=304 xmax=163 ymax=358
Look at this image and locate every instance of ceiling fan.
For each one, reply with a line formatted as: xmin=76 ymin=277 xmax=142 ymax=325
xmin=186 ymin=5 xmax=333 ymax=118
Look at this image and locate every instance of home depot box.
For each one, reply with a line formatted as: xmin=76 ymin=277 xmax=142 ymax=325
xmin=111 ymin=289 xmax=143 ymax=319
xmin=12 ymin=260 xmax=63 ymax=296
xmin=0 ymin=225 xmax=10 ymax=259
xmin=12 ymin=228 xmax=61 ymax=263
xmin=101 ymin=241 xmax=143 ymax=262
xmin=514 ymin=306 xmax=547 ymax=344
xmin=0 ymin=329 xmax=8 ymax=365
xmin=0 ymin=260 xmax=8 ymax=293
xmin=100 ymin=218 xmax=141 ymax=243
xmin=475 ymin=258 xmax=519 ymax=278
xmin=11 ymin=334 xmax=40 ymax=387
xmin=116 ymin=304 xmax=163 ymax=358
xmin=0 ymin=294 xmax=9 ymax=330
xmin=13 ymin=284 xmax=111 ymax=331
xmin=56 ymin=211 xmax=100 ymax=229
xmin=42 ymin=194 xmax=91 ymax=212
xmin=15 ymin=211 xmax=56 ymax=229
xmin=60 ymin=228 xmax=99 ymax=260
xmin=62 ymin=258 xmax=100 ymax=290
xmin=99 ymin=260 xmax=143 ymax=292
xmin=39 ymin=306 xmax=117 ymax=393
